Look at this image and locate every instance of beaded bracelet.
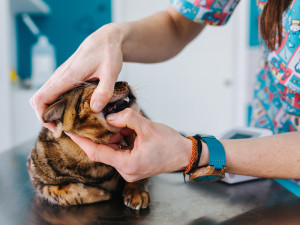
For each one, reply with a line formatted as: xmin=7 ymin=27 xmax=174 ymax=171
xmin=183 ymin=136 xmax=197 ymax=174
xmin=191 ymin=135 xmax=203 ymax=172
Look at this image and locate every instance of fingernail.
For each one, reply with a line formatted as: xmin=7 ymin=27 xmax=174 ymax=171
xmin=92 ymin=102 xmax=103 ymax=112
xmin=107 ymin=113 xmax=116 ymax=121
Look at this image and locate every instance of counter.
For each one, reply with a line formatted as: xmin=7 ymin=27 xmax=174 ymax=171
xmin=1 ymin=140 xmax=300 ymax=225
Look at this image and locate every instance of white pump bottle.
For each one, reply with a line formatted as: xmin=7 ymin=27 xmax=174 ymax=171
xmin=31 ymin=35 xmax=56 ymax=89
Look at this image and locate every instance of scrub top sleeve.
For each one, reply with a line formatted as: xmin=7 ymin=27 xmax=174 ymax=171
xmin=170 ymin=0 xmax=240 ymax=25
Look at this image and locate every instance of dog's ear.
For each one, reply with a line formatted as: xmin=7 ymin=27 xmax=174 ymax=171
xmin=42 ymin=99 xmax=67 ymax=123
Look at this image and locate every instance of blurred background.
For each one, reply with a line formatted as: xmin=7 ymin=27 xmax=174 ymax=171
xmin=0 ymin=0 xmax=261 ymax=152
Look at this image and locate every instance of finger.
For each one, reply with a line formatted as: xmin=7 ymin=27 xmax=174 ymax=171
xmin=120 ymin=128 xmax=135 ymax=136
xmin=66 ymin=132 xmax=129 ymax=168
xmin=30 ymin=94 xmax=56 ymax=132
xmin=90 ymin=65 xmax=118 ymax=113
xmin=30 ymin=62 xmax=84 ymax=129
xmin=30 ymin=51 xmax=76 ymax=107
xmin=106 ymin=109 xmax=149 ymax=133
xmin=107 ymin=143 xmax=122 ymax=150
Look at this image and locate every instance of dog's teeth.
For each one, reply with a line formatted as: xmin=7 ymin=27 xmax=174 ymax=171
xmin=123 ymin=97 xmax=130 ymax=102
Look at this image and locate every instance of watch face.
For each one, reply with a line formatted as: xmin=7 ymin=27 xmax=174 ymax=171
xmin=189 ymin=165 xmax=226 ymax=183
xmin=193 ymin=175 xmax=222 ymax=183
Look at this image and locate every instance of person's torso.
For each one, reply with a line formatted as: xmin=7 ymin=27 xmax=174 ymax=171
xmin=251 ymin=0 xmax=300 ymax=133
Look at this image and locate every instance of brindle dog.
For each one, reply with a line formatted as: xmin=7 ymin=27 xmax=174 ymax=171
xmin=27 ymin=81 xmax=150 ymax=210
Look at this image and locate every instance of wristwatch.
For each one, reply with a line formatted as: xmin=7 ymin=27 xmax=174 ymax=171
xmin=189 ymin=135 xmax=226 ymax=183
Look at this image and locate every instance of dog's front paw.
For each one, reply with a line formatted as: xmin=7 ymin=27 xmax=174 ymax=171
xmin=123 ymin=183 xmax=150 ymax=210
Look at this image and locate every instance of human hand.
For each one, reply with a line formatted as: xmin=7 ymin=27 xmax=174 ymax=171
xmin=30 ymin=23 xmax=125 ymax=132
xmin=66 ymin=109 xmax=193 ymax=182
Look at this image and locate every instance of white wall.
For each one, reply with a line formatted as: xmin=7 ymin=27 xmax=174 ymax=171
xmin=1 ymin=1 xmax=252 ymax=151
xmin=0 ymin=0 xmax=45 ymax=152
xmin=0 ymin=0 xmax=12 ymax=152
xmin=113 ymin=0 xmax=249 ymax=136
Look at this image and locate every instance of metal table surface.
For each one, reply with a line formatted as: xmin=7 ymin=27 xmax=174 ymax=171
xmin=1 ymin=140 xmax=300 ymax=225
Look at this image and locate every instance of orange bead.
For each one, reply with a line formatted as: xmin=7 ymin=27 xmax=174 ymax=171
xmin=183 ymin=136 xmax=197 ymax=174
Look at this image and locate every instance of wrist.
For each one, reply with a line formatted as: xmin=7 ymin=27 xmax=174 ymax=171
xmin=115 ymin=23 xmax=132 ymax=61
xmin=94 ymin=23 xmax=128 ymax=52
xmin=180 ymin=137 xmax=193 ymax=171
xmin=103 ymin=22 xmax=134 ymax=62
xmin=180 ymin=137 xmax=209 ymax=171
xmin=189 ymin=136 xmax=226 ymax=183
xmin=198 ymin=141 xmax=209 ymax=167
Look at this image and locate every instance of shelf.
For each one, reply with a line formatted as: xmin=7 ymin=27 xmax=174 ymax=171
xmin=11 ymin=0 xmax=50 ymax=15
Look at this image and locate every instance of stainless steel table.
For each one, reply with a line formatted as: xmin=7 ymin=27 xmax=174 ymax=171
xmin=1 ymin=140 xmax=300 ymax=225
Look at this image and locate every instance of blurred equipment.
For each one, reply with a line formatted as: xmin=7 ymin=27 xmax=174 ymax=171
xmin=21 ymin=13 xmax=56 ymax=89
xmin=21 ymin=13 xmax=41 ymax=36
xmin=221 ymin=127 xmax=273 ymax=184
xmin=31 ymin=35 xmax=56 ymax=89
xmin=10 ymin=68 xmax=18 ymax=83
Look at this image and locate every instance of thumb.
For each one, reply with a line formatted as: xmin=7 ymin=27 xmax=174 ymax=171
xmin=65 ymin=132 xmax=129 ymax=168
xmin=106 ymin=109 xmax=148 ymax=133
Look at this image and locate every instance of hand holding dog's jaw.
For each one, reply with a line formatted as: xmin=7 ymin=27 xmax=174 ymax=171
xmin=68 ymin=108 xmax=195 ymax=182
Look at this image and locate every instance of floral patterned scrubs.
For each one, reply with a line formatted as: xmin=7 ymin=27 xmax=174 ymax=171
xmin=170 ymin=0 xmax=300 ymax=133
xmin=170 ymin=0 xmax=300 ymax=185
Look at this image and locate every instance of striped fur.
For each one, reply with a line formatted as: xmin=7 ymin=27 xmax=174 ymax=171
xmin=27 ymin=82 xmax=150 ymax=210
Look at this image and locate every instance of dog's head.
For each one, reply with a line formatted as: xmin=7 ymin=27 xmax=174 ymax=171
xmin=42 ymin=81 xmax=138 ymax=144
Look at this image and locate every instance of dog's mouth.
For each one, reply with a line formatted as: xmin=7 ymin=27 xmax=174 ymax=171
xmin=102 ymin=90 xmax=136 ymax=117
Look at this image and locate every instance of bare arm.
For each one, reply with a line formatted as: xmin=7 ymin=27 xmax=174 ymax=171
xmin=120 ymin=6 xmax=205 ymax=63
xmin=30 ymin=6 xmax=204 ymax=131
xmin=68 ymin=109 xmax=300 ymax=182
xmin=220 ymin=132 xmax=300 ymax=178
xmin=197 ymin=131 xmax=300 ymax=179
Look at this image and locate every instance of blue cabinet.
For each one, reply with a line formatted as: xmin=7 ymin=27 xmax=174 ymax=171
xmin=16 ymin=0 xmax=111 ymax=80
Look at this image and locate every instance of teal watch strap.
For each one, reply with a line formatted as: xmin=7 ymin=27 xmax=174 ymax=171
xmin=201 ymin=136 xmax=226 ymax=169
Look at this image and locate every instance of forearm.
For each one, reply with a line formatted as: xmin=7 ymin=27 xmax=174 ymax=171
xmin=197 ymin=132 xmax=300 ymax=179
xmin=117 ymin=6 xmax=205 ymax=63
